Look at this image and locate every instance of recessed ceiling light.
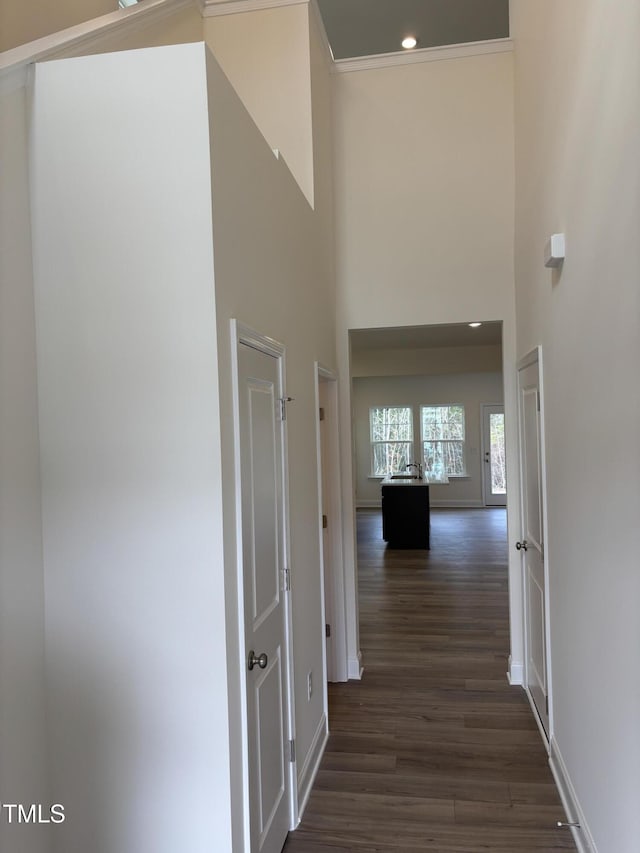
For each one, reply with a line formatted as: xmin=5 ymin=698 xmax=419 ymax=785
xmin=401 ymin=36 xmax=417 ymax=50
xmin=468 ymin=322 xmax=482 ymax=328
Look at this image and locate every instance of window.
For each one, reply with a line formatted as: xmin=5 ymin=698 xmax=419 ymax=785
xmin=421 ymin=405 xmax=466 ymax=477
xmin=369 ymin=406 xmax=413 ymax=476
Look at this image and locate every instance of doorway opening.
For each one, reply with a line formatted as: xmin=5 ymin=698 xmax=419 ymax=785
xmin=347 ymin=320 xmax=512 ymax=671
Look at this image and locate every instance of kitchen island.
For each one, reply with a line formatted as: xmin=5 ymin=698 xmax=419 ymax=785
xmin=380 ymin=473 xmax=449 ymax=549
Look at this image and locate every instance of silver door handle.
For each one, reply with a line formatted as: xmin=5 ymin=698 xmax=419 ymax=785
xmin=248 ymin=650 xmax=268 ymax=671
xmin=515 ymin=540 xmax=528 ymax=552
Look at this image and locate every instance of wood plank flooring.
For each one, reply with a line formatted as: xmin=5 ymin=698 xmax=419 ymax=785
xmin=283 ymin=508 xmax=575 ymax=852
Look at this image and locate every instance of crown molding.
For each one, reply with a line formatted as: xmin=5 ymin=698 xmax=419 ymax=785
xmin=333 ymin=37 xmax=513 ymax=74
xmin=199 ymin=0 xmax=308 ymax=17
xmin=0 ymin=0 xmax=192 ymax=81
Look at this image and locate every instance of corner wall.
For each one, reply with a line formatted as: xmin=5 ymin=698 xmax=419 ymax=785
xmin=0 ymin=80 xmax=50 ymax=853
xmin=203 ymin=3 xmax=314 ymax=205
xmin=204 ymin=43 xmax=336 ymax=833
xmin=30 ymin=44 xmax=231 ymax=853
xmin=511 ymin=1 xmax=640 ymax=849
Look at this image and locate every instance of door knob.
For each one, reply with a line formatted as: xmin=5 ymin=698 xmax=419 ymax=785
xmin=515 ymin=540 xmax=528 ymax=551
xmin=248 ymin=650 xmax=268 ymax=671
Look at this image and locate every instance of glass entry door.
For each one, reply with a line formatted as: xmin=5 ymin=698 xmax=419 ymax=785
xmin=482 ymin=405 xmax=507 ymax=506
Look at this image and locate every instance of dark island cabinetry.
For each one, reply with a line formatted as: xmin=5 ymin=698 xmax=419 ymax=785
xmin=381 ymin=482 xmax=430 ymax=549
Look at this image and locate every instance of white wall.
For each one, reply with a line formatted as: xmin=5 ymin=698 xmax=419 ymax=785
xmin=332 ymin=48 xmax=520 ymax=679
xmin=333 ymin=51 xmax=516 ymax=328
xmin=0 ymin=82 xmax=50 ymax=853
xmin=203 ymin=4 xmax=314 ymax=205
xmin=511 ymin=1 xmax=640 ymax=850
xmin=31 ymin=44 xmax=230 ymax=853
xmin=353 ymin=372 xmax=504 ymax=507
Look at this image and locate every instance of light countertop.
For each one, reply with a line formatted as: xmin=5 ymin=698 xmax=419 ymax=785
xmin=381 ymin=474 xmax=449 ymax=487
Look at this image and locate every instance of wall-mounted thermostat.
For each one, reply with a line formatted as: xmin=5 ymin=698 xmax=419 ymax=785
xmin=544 ymin=233 xmax=565 ymax=268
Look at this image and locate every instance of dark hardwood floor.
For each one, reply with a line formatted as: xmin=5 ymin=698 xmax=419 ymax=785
xmin=283 ymin=508 xmax=575 ymax=852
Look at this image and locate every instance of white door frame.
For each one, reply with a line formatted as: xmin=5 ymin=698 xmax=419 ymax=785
xmin=517 ymin=345 xmax=553 ymax=744
xmin=314 ymin=364 xmax=348 ymax=684
xmin=231 ymin=319 xmax=298 ymax=847
xmin=481 ymin=403 xmax=507 ymax=506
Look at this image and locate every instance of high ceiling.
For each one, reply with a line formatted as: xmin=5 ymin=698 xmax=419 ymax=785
xmin=317 ymin=0 xmax=509 ymax=61
xmin=350 ymin=322 xmax=502 ymax=352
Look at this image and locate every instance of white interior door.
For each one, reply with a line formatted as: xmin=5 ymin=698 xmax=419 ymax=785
xmin=517 ymin=354 xmax=549 ymax=736
xmin=482 ymin=404 xmax=507 ymax=506
xmin=238 ymin=341 xmax=291 ymax=853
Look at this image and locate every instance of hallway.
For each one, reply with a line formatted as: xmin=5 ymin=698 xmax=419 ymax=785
xmin=284 ymin=508 xmax=576 ymax=852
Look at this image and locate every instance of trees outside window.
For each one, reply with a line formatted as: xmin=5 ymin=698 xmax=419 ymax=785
xmin=369 ymin=406 xmax=413 ymax=475
xmin=421 ymin=405 xmax=466 ymax=477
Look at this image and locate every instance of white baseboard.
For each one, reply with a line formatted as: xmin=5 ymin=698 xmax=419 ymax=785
xmin=507 ymin=657 xmax=523 ymax=685
xmin=356 ymin=499 xmax=486 ymax=509
xmin=296 ymin=713 xmax=328 ymax=822
xmin=549 ymin=736 xmax=597 ymax=853
xmin=430 ymin=499 xmax=484 ymax=508
xmin=347 ymin=651 xmax=363 ymax=680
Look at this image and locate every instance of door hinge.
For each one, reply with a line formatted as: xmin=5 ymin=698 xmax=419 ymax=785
xmin=279 ymin=396 xmax=294 ymax=421
xmin=319 ymin=407 xmax=325 ymax=421
xmin=325 ymin=623 xmax=331 ymax=638
xmin=322 ymin=514 xmax=328 ymax=529
xmin=289 ymin=739 xmax=296 ymax=762
xmin=545 ymin=695 xmax=549 ymax=716
xmin=536 ymin=389 xmax=541 ymax=412
xmin=281 ymin=567 xmax=291 ymax=592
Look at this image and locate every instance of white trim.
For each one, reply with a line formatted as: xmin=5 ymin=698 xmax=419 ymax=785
xmin=517 ymin=347 xmax=540 ymax=371
xmin=332 ymin=37 xmax=513 ymax=74
xmin=296 ymin=713 xmax=328 ymax=822
xmin=234 ymin=323 xmax=285 ymax=360
xmin=536 ymin=346 xmax=554 ymax=738
xmin=517 ymin=345 xmax=554 ymax=740
xmin=200 ymin=0 xmax=307 ymax=17
xmin=549 ymin=737 xmax=598 ymax=853
xmin=347 ymin=651 xmax=363 ymax=680
xmin=507 ymin=657 xmax=523 ymax=686
xmin=314 ymin=367 xmax=331 ymax=693
xmin=230 ymin=319 xmax=298 ymax=846
xmin=430 ymin=499 xmax=484 ymax=508
xmin=480 ymin=403 xmax=507 ymax=507
xmin=315 ymin=364 xmax=348 ymax=684
xmin=0 ymin=0 xmax=192 ymax=79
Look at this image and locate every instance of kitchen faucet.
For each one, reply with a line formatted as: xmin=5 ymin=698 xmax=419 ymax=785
xmin=406 ymin=462 xmax=423 ymax=479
